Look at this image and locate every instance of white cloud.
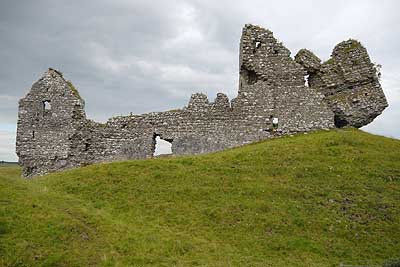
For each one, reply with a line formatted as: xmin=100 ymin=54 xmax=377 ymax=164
xmin=0 ymin=130 xmax=17 ymax=162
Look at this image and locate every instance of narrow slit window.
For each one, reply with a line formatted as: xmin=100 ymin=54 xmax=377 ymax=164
xmin=272 ymin=117 xmax=279 ymax=128
xmin=304 ymin=74 xmax=310 ymax=87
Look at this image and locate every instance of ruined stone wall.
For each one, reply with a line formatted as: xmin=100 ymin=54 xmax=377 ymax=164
xmin=16 ymin=24 xmax=388 ymax=177
xmin=16 ymin=69 xmax=87 ymax=176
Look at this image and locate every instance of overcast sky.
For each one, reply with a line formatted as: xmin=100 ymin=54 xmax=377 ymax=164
xmin=1 ymin=0 xmax=399 ymax=161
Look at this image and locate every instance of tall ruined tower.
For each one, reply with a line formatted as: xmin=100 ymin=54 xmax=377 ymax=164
xmin=234 ymin=24 xmax=334 ymax=132
xmin=16 ymin=24 xmax=388 ymax=177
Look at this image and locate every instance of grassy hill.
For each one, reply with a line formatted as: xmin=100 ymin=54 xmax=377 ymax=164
xmin=0 ymin=129 xmax=399 ymax=267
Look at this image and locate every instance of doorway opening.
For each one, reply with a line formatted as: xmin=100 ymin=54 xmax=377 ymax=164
xmin=153 ymin=134 xmax=173 ymax=157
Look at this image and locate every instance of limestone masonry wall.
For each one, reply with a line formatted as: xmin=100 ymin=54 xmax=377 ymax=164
xmin=16 ymin=24 xmax=388 ymax=177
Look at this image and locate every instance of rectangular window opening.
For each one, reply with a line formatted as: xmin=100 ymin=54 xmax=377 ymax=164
xmin=43 ymin=100 xmax=51 ymax=112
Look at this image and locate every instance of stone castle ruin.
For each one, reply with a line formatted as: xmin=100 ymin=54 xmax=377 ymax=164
xmin=16 ymin=24 xmax=388 ymax=177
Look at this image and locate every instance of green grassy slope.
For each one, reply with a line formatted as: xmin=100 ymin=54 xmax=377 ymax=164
xmin=1 ymin=129 xmax=399 ymax=267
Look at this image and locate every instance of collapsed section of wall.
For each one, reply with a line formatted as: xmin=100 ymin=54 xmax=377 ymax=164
xmin=16 ymin=24 xmax=387 ymax=178
xmin=295 ymin=40 xmax=388 ymax=127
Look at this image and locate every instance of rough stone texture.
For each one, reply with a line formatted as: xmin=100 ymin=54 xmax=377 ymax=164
xmin=16 ymin=24 xmax=387 ymax=177
xmin=294 ymin=49 xmax=321 ymax=74
xmin=295 ymin=39 xmax=388 ymax=127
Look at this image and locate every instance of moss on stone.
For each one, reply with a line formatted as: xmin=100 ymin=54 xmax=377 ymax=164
xmin=325 ymin=58 xmax=335 ymax=64
xmin=66 ymin=80 xmax=82 ymax=99
xmin=344 ymin=39 xmax=361 ymax=52
xmin=166 ymin=109 xmax=181 ymax=112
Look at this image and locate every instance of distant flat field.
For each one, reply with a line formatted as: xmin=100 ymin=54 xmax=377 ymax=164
xmin=0 ymin=162 xmax=18 ymax=167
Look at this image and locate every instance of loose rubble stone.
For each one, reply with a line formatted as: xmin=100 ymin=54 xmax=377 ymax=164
xmin=16 ymin=25 xmax=388 ymax=177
